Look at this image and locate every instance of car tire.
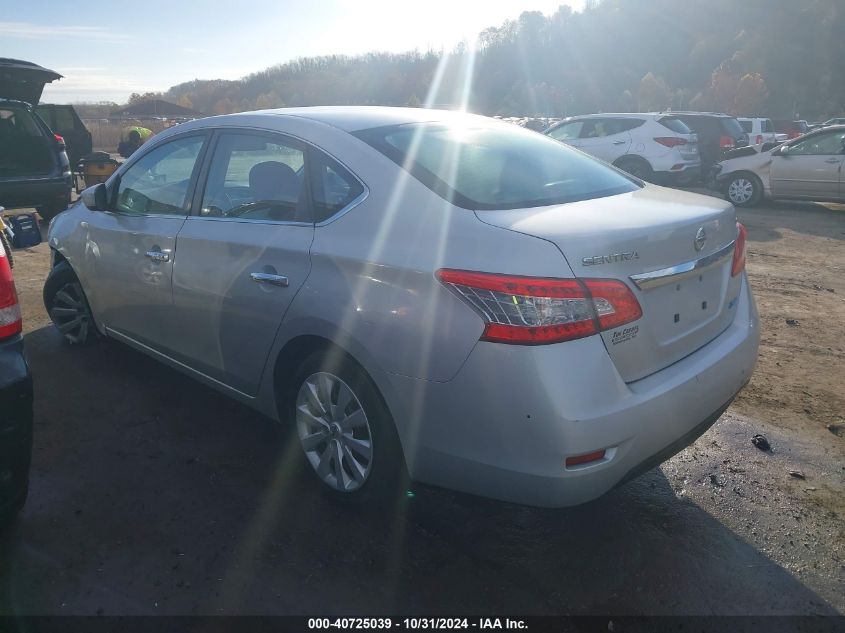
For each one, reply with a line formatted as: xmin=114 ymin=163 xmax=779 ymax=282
xmin=37 ymin=203 xmax=68 ymax=223
xmin=43 ymin=262 xmax=98 ymax=345
xmin=615 ymin=157 xmax=654 ymax=182
xmin=0 ymin=230 xmax=13 ymax=269
xmin=724 ymin=172 xmax=763 ymax=207
xmin=287 ymin=349 xmax=408 ymax=505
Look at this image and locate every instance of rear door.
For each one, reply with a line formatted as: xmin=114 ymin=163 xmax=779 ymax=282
xmin=80 ymin=133 xmax=207 ymax=349
xmin=770 ymin=129 xmax=845 ymax=199
xmin=168 ymin=130 xmax=316 ymax=396
xmin=577 ymin=118 xmax=632 ymax=162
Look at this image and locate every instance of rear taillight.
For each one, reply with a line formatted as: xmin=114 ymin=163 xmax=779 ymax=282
xmin=654 ymin=137 xmax=687 ymax=148
xmin=0 ymin=241 xmax=22 ymax=339
xmin=54 ymin=133 xmax=65 ymax=147
xmin=788 ymin=131 xmax=801 ymax=139
xmin=719 ymin=135 xmax=736 ymax=149
xmin=731 ymin=222 xmax=748 ymax=277
xmin=436 ymin=269 xmax=642 ymax=345
xmin=755 ymin=134 xmax=763 ymax=145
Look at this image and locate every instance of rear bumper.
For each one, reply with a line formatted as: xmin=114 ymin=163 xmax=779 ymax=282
xmin=0 ymin=174 xmax=72 ymax=210
xmin=0 ymin=335 xmax=33 ymax=517
xmin=382 ymin=275 xmax=759 ymax=507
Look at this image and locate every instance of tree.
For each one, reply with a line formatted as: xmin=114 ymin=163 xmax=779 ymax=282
xmin=637 ymin=73 xmax=672 ymax=112
xmin=177 ymin=95 xmax=194 ymax=110
xmin=733 ymin=73 xmax=768 ymax=116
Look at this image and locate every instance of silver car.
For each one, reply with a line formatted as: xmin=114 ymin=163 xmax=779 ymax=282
xmin=45 ymin=107 xmax=759 ymax=507
xmin=715 ymin=125 xmax=845 ymax=207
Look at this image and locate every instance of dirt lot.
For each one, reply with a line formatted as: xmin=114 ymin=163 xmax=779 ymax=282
xmin=0 ymin=196 xmax=842 ymax=615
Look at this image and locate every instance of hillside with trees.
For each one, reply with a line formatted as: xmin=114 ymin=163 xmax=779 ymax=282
xmin=103 ymin=0 xmax=845 ymax=120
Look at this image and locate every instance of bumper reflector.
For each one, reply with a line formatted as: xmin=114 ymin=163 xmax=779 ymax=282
xmin=565 ymin=450 xmax=606 ymax=468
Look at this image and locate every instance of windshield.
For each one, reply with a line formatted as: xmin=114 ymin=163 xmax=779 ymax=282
xmin=354 ymin=122 xmax=639 ymax=210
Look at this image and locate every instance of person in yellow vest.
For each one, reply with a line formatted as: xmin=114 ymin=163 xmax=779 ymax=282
xmin=117 ymin=126 xmax=153 ymax=158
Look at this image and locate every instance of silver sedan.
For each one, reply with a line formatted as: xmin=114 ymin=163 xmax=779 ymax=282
xmin=45 ymin=107 xmax=759 ymax=507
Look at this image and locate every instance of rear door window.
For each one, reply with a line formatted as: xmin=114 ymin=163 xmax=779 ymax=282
xmin=738 ymin=120 xmax=752 ymax=133
xmin=200 ymin=132 xmax=306 ymax=222
xmin=309 ymin=150 xmax=365 ymax=223
xmin=762 ymin=119 xmax=774 ymax=133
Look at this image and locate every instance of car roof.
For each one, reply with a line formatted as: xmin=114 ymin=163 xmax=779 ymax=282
xmin=202 ymin=106 xmax=494 ymax=133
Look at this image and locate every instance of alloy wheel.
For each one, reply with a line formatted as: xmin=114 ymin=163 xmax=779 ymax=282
xmin=295 ymin=372 xmax=374 ymax=492
xmin=727 ymin=178 xmax=754 ymax=204
xmin=49 ymin=281 xmax=91 ymax=344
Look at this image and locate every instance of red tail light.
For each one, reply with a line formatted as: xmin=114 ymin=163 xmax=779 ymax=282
xmin=788 ymin=131 xmax=801 ymax=139
xmin=654 ymin=137 xmax=687 ymax=148
xmin=436 ymin=270 xmax=642 ymax=345
xmin=719 ymin=135 xmax=736 ymax=149
xmin=54 ymin=133 xmax=65 ymax=147
xmin=755 ymin=135 xmax=763 ymax=145
xmin=566 ymin=449 xmax=607 ymax=468
xmin=0 ymin=241 xmax=22 ymax=339
xmin=731 ymin=222 xmax=748 ymax=277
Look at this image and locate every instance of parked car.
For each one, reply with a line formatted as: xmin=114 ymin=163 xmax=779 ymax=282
xmin=0 ymin=58 xmax=73 ymax=222
xmin=737 ymin=117 xmax=777 ymax=146
xmin=773 ymin=119 xmax=810 ymax=141
xmin=544 ymin=113 xmax=700 ymax=183
xmin=45 ymin=107 xmax=759 ymax=508
xmin=670 ymin=112 xmax=748 ymax=173
xmin=35 ymin=104 xmax=93 ymax=166
xmin=820 ymin=117 xmax=845 ymax=128
xmin=0 ymin=233 xmax=32 ymax=527
xmin=712 ymin=124 xmax=845 ymax=206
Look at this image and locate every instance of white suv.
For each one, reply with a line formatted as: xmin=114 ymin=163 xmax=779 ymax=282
xmin=737 ymin=118 xmax=777 ymax=146
xmin=544 ymin=113 xmax=700 ymax=184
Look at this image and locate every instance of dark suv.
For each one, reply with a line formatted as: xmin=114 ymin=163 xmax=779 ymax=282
xmin=36 ymin=104 xmax=92 ymax=166
xmin=0 ymin=58 xmax=73 ymax=222
xmin=671 ymin=112 xmax=748 ymax=173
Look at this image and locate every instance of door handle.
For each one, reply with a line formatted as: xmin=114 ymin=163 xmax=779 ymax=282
xmin=612 ymin=140 xmax=626 ymax=145
xmin=145 ymin=250 xmax=170 ymax=263
xmin=250 ymin=272 xmax=289 ymax=287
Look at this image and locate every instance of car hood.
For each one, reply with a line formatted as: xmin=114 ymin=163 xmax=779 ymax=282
xmin=0 ymin=58 xmax=62 ymax=105
xmin=718 ymin=144 xmax=774 ymax=174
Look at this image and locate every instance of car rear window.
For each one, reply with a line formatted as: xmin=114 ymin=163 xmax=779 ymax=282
xmin=762 ymin=119 xmax=773 ymax=133
xmin=738 ymin=120 xmax=752 ymax=133
xmin=721 ymin=118 xmax=745 ymax=137
xmin=354 ymin=122 xmax=639 ymax=210
xmin=659 ymin=117 xmax=692 ymax=134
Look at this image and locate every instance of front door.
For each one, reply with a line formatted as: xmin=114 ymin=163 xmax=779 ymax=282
xmin=169 ymin=130 xmax=315 ymax=396
xmin=770 ymin=129 xmax=845 ymax=199
xmin=79 ymin=133 xmax=207 ymax=350
xmin=577 ymin=118 xmax=632 ymax=163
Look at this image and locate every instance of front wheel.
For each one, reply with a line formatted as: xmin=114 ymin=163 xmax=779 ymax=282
xmin=43 ymin=262 xmax=98 ymax=345
xmin=288 ymin=350 xmax=407 ymax=504
xmin=724 ymin=173 xmax=763 ymax=207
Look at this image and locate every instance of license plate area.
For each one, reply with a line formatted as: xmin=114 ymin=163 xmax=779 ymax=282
xmin=646 ymin=268 xmax=725 ymax=344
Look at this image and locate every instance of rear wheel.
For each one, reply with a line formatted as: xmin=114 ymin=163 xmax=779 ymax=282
xmin=288 ymin=350 xmax=407 ymax=504
xmin=43 ymin=262 xmax=97 ymax=345
xmin=615 ymin=156 xmax=654 ymax=182
xmin=725 ymin=172 xmax=762 ymax=207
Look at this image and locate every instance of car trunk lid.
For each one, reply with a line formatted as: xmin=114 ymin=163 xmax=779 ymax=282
xmin=0 ymin=58 xmax=62 ymax=105
xmin=477 ymin=185 xmax=743 ymax=382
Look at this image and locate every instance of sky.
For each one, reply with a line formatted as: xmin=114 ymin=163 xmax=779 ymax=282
xmin=2 ymin=0 xmax=582 ymax=104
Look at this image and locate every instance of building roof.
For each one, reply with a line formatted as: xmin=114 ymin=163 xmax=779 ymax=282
xmin=110 ymin=99 xmax=203 ymax=118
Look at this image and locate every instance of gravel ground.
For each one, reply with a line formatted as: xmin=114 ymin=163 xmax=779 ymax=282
xmin=0 ymin=195 xmax=842 ymax=615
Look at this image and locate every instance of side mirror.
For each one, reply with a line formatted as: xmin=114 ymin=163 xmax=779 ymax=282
xmin=80 ymin=183 xmax=108 ymax=210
